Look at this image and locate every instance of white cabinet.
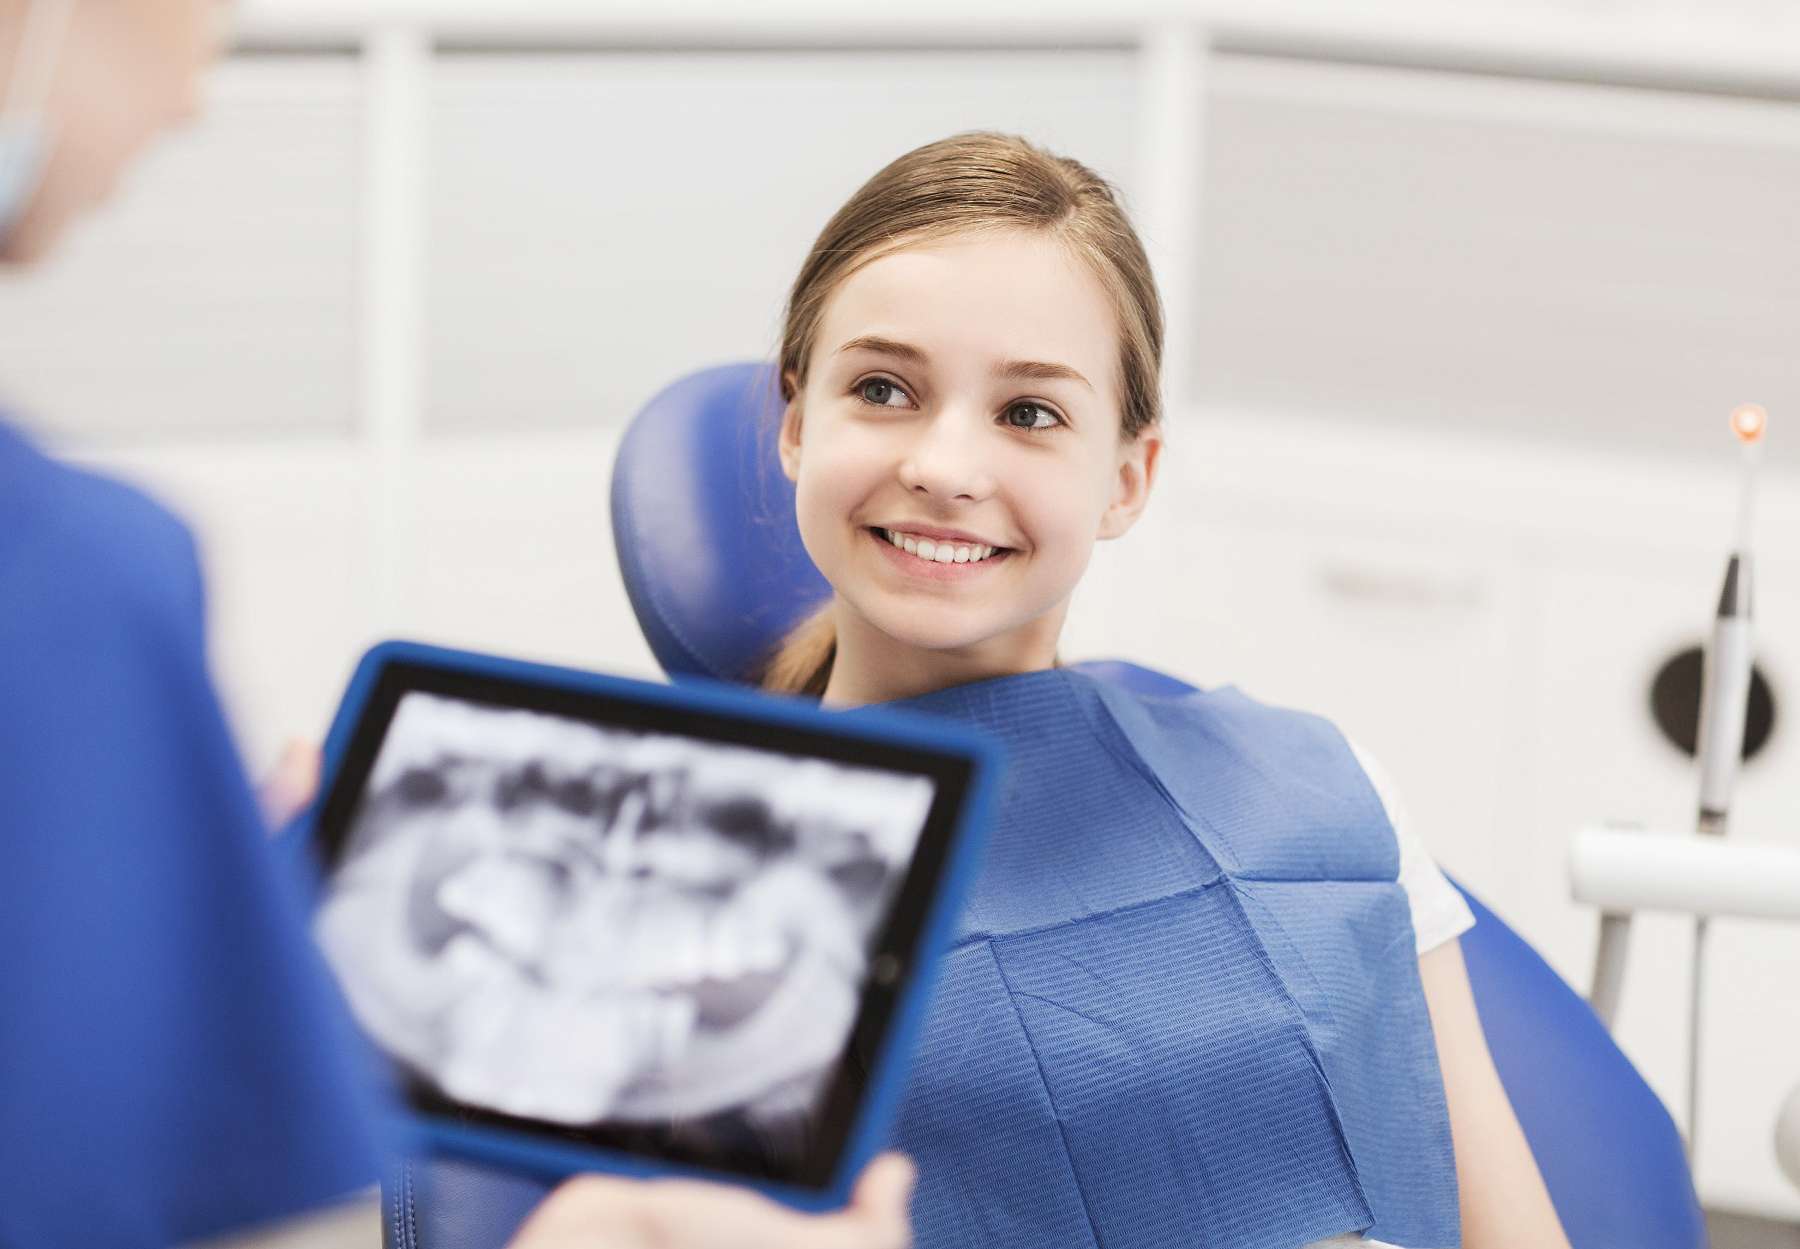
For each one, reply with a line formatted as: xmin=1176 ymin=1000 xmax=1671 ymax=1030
xmin=398 ymin=431 xmax=660 ymax=677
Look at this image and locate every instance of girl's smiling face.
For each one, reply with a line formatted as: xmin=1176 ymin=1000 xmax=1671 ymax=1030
xmin=778 ymin=228 xmax=1161 ymax=702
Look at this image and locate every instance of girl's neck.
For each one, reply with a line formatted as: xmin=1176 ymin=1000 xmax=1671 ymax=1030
xmin=819 ymin=597 xmax=1068 ymax=708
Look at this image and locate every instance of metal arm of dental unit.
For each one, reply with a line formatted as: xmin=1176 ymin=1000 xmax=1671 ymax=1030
xmin=1572 ymin=827 xmax=1800 ymax=941
xmin=1577 ymin=404 xmax=1782 ymax=1170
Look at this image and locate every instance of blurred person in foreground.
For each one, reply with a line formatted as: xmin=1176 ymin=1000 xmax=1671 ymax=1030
xmin=0 ymin=2 xmax=913 ymax=1246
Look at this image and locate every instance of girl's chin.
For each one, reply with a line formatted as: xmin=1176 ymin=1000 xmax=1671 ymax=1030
xmin=839 ymin=597 xmax=993 ymax=654
xmin=852 ymin=594 xmax=1052 ymax=660
xmin=866 ymin=618 xmax=996 ymax=655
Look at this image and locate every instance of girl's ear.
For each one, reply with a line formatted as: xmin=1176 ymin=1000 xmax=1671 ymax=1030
xmin=777 ymin=382 xmax=804 ymax=484
xmin=1097 ymin=428 xmax=1162 ymax=540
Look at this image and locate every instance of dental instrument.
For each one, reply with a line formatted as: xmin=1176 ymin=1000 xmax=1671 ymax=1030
xmin=1687 ymin=402 xmax=1765 ymax=1157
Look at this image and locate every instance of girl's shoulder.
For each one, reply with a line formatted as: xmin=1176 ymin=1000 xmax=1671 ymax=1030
xmin=1344 ymin=738 xmax=1477 ymax=956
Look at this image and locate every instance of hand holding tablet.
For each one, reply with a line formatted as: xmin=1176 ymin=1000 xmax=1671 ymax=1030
xmin=293 ymin=641 xmax=997 ymax=1211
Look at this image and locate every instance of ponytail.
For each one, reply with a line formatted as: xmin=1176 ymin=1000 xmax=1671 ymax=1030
xmin=760 ymin=602 xmax=836 ymax=697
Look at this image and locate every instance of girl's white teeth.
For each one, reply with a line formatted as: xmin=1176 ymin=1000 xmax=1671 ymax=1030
xmin=883 ymin=529 xmax=996 ymax=563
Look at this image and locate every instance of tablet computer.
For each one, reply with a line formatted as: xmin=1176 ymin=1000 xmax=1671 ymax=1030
xmin=298 ymin=640 xmax=997 ymax=1210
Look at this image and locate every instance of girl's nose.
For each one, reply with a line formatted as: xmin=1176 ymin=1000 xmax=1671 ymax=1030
xmin=896 ymin=411 xmax=998 ymax=502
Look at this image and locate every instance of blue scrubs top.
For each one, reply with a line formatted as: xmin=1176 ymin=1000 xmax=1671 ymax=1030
xmin=0 ymin=421 xmax=382 ymax=1249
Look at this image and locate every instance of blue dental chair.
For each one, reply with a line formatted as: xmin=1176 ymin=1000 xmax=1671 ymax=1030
xmin=383 ymin=363 xmax=1706 ymax=1249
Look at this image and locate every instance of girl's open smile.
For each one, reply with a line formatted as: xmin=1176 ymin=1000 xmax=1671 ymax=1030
xmin=865 ymin=525 xmax=1015 ymax=581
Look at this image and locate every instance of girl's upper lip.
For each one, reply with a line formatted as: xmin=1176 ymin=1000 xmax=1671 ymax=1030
xmin=873 ymin=522 xmax=1008 ymax=548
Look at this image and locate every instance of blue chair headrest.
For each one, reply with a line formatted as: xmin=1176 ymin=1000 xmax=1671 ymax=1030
xmin=610 ymin=362 xmax=831 ymax=684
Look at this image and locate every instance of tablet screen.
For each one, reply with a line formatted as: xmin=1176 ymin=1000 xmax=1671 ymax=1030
xmin=309 ymin=660 xmax=973 ymax=1189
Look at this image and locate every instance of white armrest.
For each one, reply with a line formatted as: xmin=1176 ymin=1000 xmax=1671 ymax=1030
xmin=1570 ymin=827 xmax=1800 ymax=922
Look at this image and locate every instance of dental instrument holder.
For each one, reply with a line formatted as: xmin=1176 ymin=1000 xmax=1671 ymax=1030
xmin=1588 ymin=539 xmax=1757 ymax=1162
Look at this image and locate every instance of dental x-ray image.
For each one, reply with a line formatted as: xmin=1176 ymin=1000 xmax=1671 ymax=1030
xmin=315 ymin=690 xmax=936 ymax=1168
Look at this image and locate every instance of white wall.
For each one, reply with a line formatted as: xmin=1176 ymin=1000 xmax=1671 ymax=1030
xmin=2 ymin=2 xmax=1798 ymax=1221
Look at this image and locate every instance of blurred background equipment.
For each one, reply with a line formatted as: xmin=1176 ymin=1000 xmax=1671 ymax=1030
xmin=1690 ymin=405 xmax=1766 ymax=1157
xmin=1590 ymin=405 xmax=1775 ymax=1163
xmin=2 ymin=1 xmax=1798 ymax=1241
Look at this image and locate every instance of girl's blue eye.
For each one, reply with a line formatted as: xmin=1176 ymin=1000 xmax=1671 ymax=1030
xmin=1004 ymin=402 xmax=1063 ymax=432
xmin=856 ymin=377 xmax=908 ymax=408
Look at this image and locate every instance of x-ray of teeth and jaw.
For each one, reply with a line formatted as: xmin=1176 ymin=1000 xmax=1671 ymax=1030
xmin=316 ymin=692 xmax=935 ymax=1134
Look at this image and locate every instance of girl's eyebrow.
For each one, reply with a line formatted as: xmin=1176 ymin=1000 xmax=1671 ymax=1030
xmin=834 ymin=335 xmax=1093 ymax=392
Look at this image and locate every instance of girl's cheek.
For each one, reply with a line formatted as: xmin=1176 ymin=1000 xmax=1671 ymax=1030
xmin=791 ymin=467 xmax=858 ymax=556
xmin=806 ymin=430 xmax=893 ymax=497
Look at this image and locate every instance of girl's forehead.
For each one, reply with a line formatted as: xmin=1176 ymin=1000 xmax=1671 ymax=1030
xmin=815 ymin=231 xmax=1118 ymax=389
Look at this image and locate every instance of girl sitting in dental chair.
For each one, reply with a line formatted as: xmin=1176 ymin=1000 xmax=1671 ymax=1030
xmin=758 ymin=131 xmax=1570 ymax=1249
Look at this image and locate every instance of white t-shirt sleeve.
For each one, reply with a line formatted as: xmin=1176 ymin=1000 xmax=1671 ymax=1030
xmin=1346 ymin=740 xmax=1475 ymax=956
xmin=1300 ymin=744 xmax=1472 ymax=1249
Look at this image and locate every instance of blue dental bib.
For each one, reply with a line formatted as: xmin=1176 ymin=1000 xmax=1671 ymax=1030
xmin=878 ymin=668 xmax=1460 ymax=1249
